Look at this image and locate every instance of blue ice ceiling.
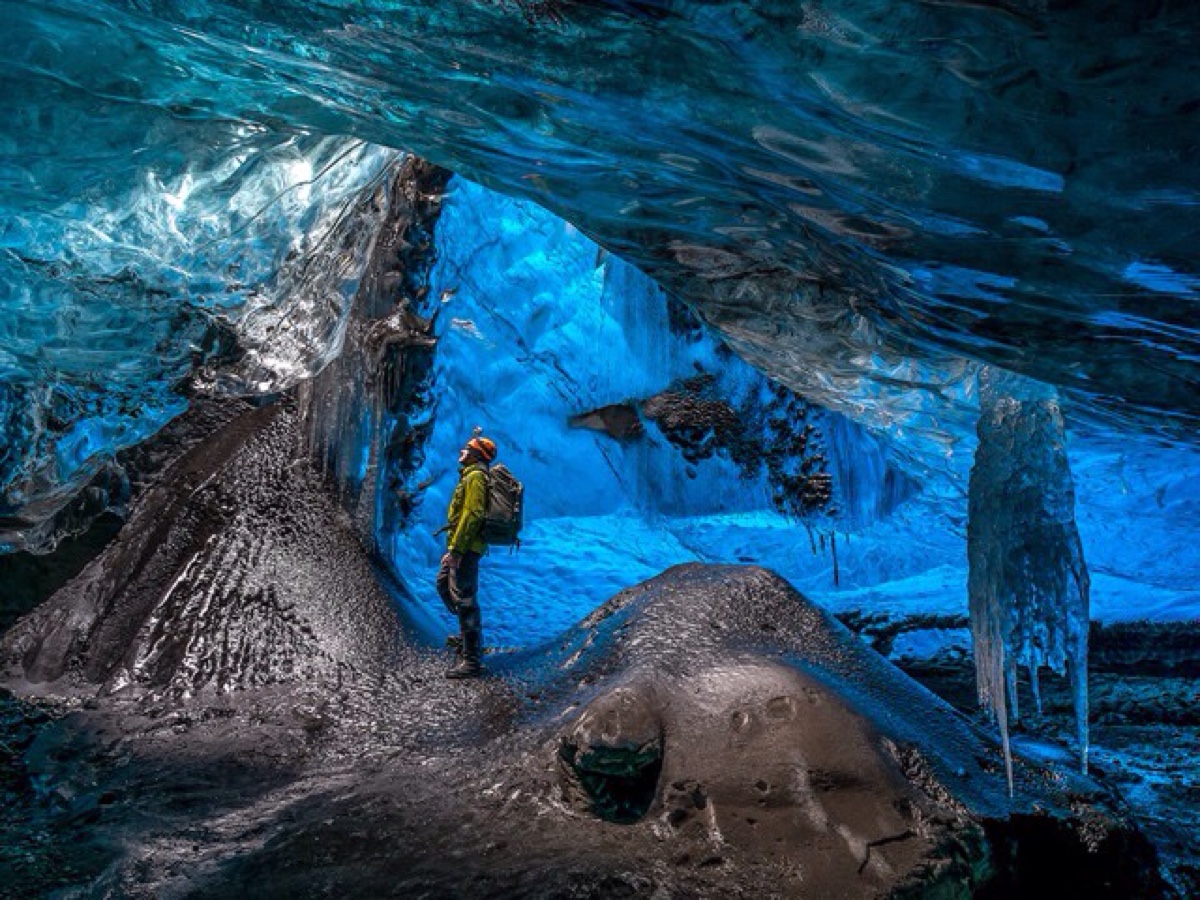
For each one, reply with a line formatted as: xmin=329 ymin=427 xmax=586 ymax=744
xmin=0 ymin=0 xmax=1197 ymax=639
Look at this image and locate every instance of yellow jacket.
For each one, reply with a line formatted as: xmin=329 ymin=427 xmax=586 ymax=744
xmin=446 ymin=463 xmax=489 ymax=555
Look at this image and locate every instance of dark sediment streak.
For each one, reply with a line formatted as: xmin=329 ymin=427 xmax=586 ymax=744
xmin=0 ymin=399 xmax=253 ymax=631
xmin=298 ymin=155 xmax=452 ymax=543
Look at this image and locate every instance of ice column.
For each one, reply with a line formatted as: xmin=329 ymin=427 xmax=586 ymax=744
xmin=967 ymin=367 xmax=1090 ymax=790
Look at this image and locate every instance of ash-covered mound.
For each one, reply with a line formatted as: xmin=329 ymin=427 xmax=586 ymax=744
xmin=1 ymin=401 xmax=1165 ymax=898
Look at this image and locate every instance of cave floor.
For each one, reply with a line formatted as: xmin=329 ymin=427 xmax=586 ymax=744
xmin=899 ymin=658 xmax=1200 ymax=898
xmin=2 ymin=628 xmax=1196 ymax=899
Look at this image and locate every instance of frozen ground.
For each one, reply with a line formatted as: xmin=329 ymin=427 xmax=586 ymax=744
xmin=415 ymin=503 xmax=1200 ymax=652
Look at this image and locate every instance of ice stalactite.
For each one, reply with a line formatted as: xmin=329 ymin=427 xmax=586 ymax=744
xmin=298 ymin=157 xmax=451 ymax=545
xmin=598 ymin=259 xmax=687 ymax=517
xmin=968 ymin=367 xmax=1091 ymax=793
xmin=820 ymin=414 xmax=917 ymax=531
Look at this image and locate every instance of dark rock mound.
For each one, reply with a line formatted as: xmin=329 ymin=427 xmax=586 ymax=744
xmin=0 ymin=401 xmax=1166 ymax=898
xmin=1 ymin=400 xmax=413 ymax=698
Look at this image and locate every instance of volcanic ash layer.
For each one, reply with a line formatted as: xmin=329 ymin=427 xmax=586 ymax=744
xmin=1 ymin=399 xmax=1164 ymax=899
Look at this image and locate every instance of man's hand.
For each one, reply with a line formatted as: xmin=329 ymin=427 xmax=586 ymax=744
xmin=441 ymin=551 xmax=461 ymax=570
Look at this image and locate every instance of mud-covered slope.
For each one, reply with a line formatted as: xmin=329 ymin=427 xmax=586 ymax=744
xmin=0 ymin=399 xmax=1165 ymax=898
xmin=1 ymin=399 xmax=413 ymax=695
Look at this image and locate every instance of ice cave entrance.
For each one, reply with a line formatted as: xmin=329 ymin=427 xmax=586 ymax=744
xmin=380 ymin=176 xmax=913 ymax=650
xmin=357 ymin=171 xmax=1195 ymax=790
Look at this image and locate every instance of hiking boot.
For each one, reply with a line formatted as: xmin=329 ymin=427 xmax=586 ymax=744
xmin=445 ymin=656 xmax=482 ymax=679
xmin=446 ymin=629 xmax=482 ymax=679
xmin=445 ymin=634 xmax=463 ymax=652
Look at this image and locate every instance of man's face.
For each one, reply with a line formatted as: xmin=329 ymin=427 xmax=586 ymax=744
xmin=458 ymin=446 xmax=473 ymax=465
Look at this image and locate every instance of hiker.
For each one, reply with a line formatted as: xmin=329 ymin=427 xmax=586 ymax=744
xmin=436 ymin=433 xmax=498 ymax=679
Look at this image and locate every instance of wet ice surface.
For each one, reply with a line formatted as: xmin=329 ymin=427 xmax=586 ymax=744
xmin=0 ymin=400 xmax=1171 ymax=898
xmin=1 ymin=1 xmax=1198 ymax=892
xmin=4 ymin=1 xmax=1200 ymax=538
xmin=2 ymin=161 xmax=1196 ymax=892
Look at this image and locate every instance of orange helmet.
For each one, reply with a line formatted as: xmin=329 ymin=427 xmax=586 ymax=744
xmin=465 ymin=436 xmax=497 ymax=463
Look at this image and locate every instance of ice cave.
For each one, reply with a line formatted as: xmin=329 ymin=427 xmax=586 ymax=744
xmin=1 ymin=1 xmax=1197 ymax=897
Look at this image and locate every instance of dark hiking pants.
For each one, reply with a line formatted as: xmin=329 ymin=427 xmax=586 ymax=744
xmin=436 ymin=550 xmax=483 ymax=646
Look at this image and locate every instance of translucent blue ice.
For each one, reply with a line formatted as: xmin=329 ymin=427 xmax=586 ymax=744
xmin=0 ymin=0 xmax=1196 ymax=747
xmin=377 ymin=179 xmax=1199 ymax=655
xmin=968 ymin=369 xmax=1090 ymax=787
xmin=379 ymin=178 xmax=908 ymax=643
xmin=4 ymin=0 xmax=1200 ymax=538
xmin=0 ymin=117 xmax=396 ymax=545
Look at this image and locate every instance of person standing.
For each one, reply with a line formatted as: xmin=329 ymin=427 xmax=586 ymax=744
xmin=436 ymin=433 xmax=497 ymax=679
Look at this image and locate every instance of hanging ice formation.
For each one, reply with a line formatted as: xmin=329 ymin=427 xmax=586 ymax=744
xmin=968 ymin=367 xmax=1091 ymax=792
xmin=299 ymin=157 xmax=451 ymax=545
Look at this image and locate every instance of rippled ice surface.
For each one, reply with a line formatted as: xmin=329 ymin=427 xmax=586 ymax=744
xmin=0 ymin=6 xmax=1197 ymax=883
xmin=3 ymin=0 xmax=1200 ymax=539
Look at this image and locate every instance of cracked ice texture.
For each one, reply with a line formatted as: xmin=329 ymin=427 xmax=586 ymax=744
xmin=1 ymin=0 xmax=1199 ymax=552
xmin=0 ymin=121 xmax=397 ymax=546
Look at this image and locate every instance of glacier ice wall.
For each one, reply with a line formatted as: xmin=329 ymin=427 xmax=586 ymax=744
xmin=1 ymin=121 xmax=396 ymax=549
xmin=365 ymin=175 xmax=1198 ymax=651
xmin=0 ymin=0 xmax=1196 ymax=663
xmin=297 ymin=156 xmax=451 ymax=547
xmin=380 ymin=177 xmax=910 ymax=645
xmin=4 ymin=0 xmax=1198 ymax=532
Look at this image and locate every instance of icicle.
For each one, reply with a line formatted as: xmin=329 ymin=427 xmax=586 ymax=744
xmin=997 ymin=646 xmax=1015 ymax=796
xmin=1005 ymin=661 xmax=1020 ymax=728
xmin=968 ymin=366 xmax=1091 ymax=790
xmin=830 ymin=530 xmax=839 ymax=587
xmin=969 ymin=535 xmax=1016 ymax=797
xmin=1071 ymin=656 xmax=1089 ymax=774
xmin=1029 ymin=664 xmax=1043 ymax=718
